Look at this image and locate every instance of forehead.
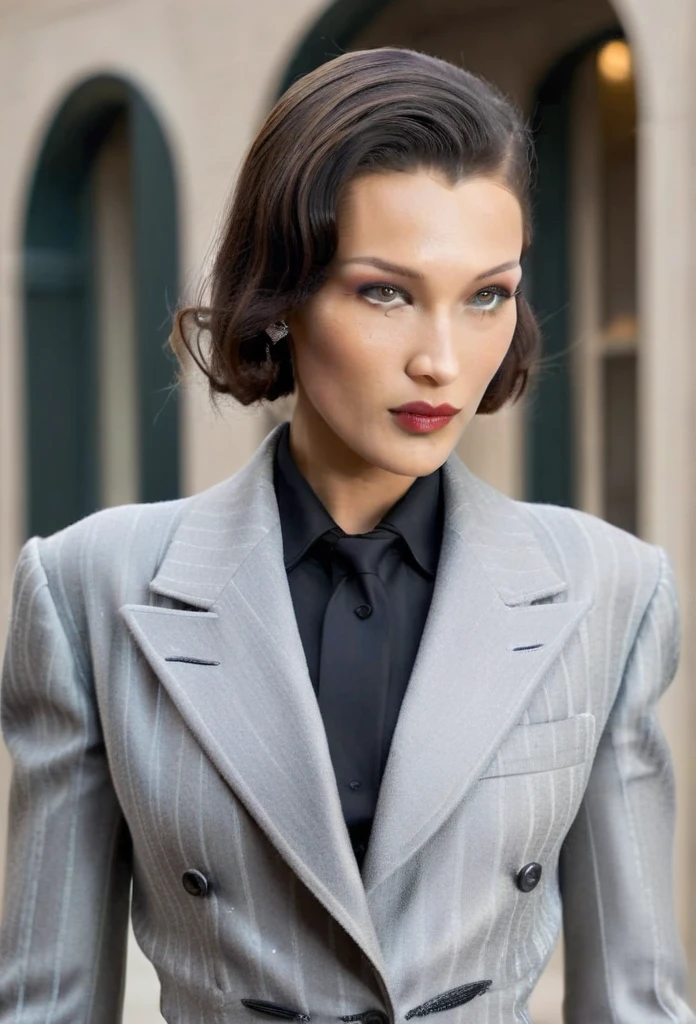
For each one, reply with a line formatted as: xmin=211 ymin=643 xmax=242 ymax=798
xmin=335 ymin=169 xmax=523 ymax=270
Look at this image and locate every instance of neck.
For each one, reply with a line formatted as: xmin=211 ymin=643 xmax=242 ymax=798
xmin=288 ymin=405 xmax=416 ymax=536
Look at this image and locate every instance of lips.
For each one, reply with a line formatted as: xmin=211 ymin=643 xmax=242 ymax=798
xmin=391 ymin=402 xmax=461 ymax=416
xmin=390 ymin=401 xmax=461 ymax=435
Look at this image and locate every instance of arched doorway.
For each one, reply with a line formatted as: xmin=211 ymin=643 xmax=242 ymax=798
xmin=527 ymin=30 xmax=638 ymax=533
xmin=23 ymin=75 xmax=180 ymax=539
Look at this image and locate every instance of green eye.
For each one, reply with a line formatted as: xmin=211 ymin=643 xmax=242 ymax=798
xmin=469 ymin=286 xmax=515 ymax=313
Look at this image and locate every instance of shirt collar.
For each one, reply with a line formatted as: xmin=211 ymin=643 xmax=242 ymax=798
xmin=380 ymin=463 xmax=443 ymax=576
xmin=273 ymin=421 xmax=443 ymax=577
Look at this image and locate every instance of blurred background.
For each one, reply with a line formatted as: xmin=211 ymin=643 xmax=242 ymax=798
xmin=0 ymin=0 xmax=695 ymax=1020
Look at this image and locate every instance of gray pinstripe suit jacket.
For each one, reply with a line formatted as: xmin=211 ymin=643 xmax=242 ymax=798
xmin=0 ymin=423 xmax=693 ymax=1024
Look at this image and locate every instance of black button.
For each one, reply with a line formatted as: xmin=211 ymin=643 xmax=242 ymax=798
xmin=349 ymin=780 xmax=362 ymax=791
xmin=516 ymin=862 xmax=542 ymax=893
xmin=182 ymin=868 xmax=209 ymax=897
xmin=354 ymin=604 xmax=372 ymax=619
xmin=362 ymin=1012 xmax=388 ymax=1024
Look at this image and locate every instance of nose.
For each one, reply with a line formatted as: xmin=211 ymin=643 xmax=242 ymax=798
xmin=404 ymin=310 xmax=459 ymax=386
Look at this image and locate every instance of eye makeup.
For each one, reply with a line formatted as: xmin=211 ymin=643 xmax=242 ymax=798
xmin=354 ymin=280 xmax=521 ymax=315
xmin=468 ymin=284 xmax=521 ymax=314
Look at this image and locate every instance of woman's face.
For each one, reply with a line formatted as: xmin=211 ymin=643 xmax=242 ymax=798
xmin=287 ymin=168 xmax=524 ymax=480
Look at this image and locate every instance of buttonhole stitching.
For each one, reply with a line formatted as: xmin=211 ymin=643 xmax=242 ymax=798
xmin=240 ymin=999 xmax=310 ymax=1022
xmin=164 ymin=655 xmax=221 ymax=666
xmin=404 ymin=980 xmax=493 ymax=1018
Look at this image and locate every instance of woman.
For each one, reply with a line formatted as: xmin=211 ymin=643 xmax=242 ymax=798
xmin=0 ymin=46 xmax=692 ymax=1024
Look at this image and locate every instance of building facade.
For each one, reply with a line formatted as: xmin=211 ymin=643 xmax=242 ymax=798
xmin=1 ymin=0 xmax=695 ymax=1019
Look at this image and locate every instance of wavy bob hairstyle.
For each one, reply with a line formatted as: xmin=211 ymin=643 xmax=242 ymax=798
xmin=171 ymin=46 xmax=540 ymax=413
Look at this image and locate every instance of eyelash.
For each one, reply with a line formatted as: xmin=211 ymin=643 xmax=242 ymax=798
xmin=357 ymin=282 xmax=520 ymax=314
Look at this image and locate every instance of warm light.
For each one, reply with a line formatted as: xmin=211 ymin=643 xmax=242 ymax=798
xmin=597 ymin=40 xmax=633 ymax=83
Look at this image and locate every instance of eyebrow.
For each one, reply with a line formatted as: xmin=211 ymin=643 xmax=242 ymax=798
xmin=341 ymin=256 xmax=521 ymax=281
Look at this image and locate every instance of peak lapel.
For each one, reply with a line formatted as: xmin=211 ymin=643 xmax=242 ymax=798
xmin=361 ymin=455 xmax=591 ymax=894
xmin=120 ymin=425 xmax=388 ymax=985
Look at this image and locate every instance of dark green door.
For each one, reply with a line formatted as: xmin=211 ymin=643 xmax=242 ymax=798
xmin=23 ymin=77 xmax=180 ymax=538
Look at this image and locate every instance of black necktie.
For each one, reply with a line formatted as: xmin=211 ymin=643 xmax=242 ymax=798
xmin=317 ymin=528 xmax=398 ymax=838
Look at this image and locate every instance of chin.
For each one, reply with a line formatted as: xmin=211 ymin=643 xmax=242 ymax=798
xmin=354 ymin=431 xmax=459 ymax=478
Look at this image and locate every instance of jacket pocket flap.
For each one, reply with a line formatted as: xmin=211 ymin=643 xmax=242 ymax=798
xmin=479 ymin=712 xmax=596 ymax=780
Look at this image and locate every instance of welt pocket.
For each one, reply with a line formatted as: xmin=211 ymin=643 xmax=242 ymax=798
xmin=479 ymin=713 xmax=596 ymax=780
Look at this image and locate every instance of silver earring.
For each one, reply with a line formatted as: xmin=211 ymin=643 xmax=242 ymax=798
xmin=265 ymin=320 xmax=289 ymax=344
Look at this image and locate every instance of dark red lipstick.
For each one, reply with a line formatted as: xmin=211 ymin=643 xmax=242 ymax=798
xmin=390 ymin=401 xmax=461 ymax=434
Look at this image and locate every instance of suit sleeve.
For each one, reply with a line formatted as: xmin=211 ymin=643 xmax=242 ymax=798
xmin=559 ymin=546 xmax=695 ymax=1022
xmin=0 ymin=537 xmax=132 ymax=1023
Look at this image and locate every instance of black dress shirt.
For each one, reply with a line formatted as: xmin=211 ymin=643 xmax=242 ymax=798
xmin=273 ymin=423 xmax=444 ymax=867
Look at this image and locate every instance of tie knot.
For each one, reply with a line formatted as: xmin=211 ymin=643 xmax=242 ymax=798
xmin=331 ymin=528 xmax=398 ymax=579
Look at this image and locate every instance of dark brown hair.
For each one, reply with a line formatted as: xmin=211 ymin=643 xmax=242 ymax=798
xmin=171 ymin=46 xmax=540 ymax=413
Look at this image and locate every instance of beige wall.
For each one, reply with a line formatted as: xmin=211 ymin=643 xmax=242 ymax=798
xmin=1 ymin=0 xmax=695 ymax=1018
xmin=630 ymin=0 xmax=696 ymax=989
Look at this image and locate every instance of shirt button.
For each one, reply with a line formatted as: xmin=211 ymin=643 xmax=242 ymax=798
xmin=349 ymin=780 xmax=362 ymax=790
xmin=182 ymin=869 xmax=209 ymax=897
xmin=354 ymin=604 xmax=372 ymax=619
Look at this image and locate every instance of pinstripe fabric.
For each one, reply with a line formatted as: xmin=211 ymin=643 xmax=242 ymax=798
xmin=0 ymin=422 xmax=693 ymax=1024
